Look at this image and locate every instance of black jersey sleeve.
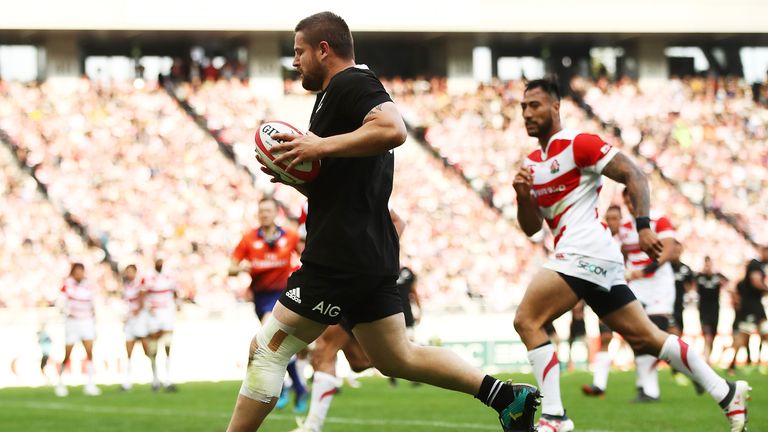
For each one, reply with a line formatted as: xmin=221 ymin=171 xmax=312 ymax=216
xmin=341 ymin=70 xmax=393 ymax=126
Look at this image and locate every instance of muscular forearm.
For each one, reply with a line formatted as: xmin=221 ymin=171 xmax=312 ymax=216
xmin=517 ymin=195 xmax=543 ymax=236
xmin=625 ymin=171 xmax=651 ymax=217
xmin=321 ymin=117 xmax=406 ymax=158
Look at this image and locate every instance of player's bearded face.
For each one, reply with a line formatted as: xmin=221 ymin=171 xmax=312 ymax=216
xmin=522 ymin=89 xmax=556 ymax=138
xmin=293 ymin=32 xmax=324 ymax=92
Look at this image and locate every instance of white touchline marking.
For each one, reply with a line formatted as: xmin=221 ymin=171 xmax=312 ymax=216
xmin=3 ymin=400 xmax=611 ymax=432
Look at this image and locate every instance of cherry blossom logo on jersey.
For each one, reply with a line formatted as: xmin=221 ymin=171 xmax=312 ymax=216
xmin=550 ymin=159 xmax=560 ymax=174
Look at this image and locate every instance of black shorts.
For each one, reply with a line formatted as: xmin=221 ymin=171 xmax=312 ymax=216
xmin=673 ymin=306 xmax=684 ymax=332
xmin=648 ymin=314 xmax=671 ymax=332
xmin=700 ymin=307 xmax=719 ymax=335
xmin=569 ymin=319 xmax=586 ymax=342
xmin=732 ymin=305 xmax=767 ymax=333
xmin=557 ymin=272 xmax=637 ymax=318
xmin=544 ymin=322 xmax=557 ymax=336
xmin=279 ymin=262 xmax=402 ymax=329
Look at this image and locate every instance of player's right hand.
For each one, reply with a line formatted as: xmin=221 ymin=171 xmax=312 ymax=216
xmin=513 ymin=167 xmax=534 ymax=197
xmin=638 ymin=228 xmax=663 ymax=260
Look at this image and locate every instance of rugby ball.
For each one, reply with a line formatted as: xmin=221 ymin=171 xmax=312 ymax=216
xmin=255 ymin=121 xmax=321 ymax=184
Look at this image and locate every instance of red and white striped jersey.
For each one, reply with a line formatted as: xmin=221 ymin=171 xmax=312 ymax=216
xmin=60 ymin=277 xmax=95 ymax=319
xmin=298 ymin=201 xmax=308 ymax=240
xmin=123 ymin=277 xmax=145 ymax=315
xmin=143 ymin=271 xmax=177 ymax=310
xmin=523 ymin=129 xmax=623 ymax=263
xmin=619 ymin=212 xmax=676 ymax=273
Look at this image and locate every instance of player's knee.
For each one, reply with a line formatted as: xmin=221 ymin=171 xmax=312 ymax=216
xmin=513 ymin=310 xmax=537 ymax=338
xmin=240 ymin=317 xmax=308 ymax=403
xmin=309 ymin=348 xmax=336 ymax=371
xmin=348 ymin=357 xmax=372 ymax=373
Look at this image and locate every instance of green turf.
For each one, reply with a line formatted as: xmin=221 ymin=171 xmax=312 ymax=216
xmin=0 ymin=369 xmax=762 ymax=431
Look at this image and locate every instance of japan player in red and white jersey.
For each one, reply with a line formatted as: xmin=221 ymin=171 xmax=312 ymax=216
xmin=144 ymin=258 xmax=179 ymax=391
xmin=55 ymin=262 xmax=100 ymax=397
xmin=619 ymin=189 xmax=681 ymax=401
xmin=121 ymin=264 xmax=150 ymax=391
xmin=512 ymin=79 xmax=748 ymax=432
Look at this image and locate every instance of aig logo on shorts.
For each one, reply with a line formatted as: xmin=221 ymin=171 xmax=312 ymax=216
xmin=577 ymin=259 xmax=607 ymax=277
xmin=313 ymin=301 xmax=341 ymax=317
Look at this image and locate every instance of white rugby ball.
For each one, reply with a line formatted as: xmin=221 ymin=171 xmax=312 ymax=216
xmin=255 ymin=121 xmax=321 ymax=184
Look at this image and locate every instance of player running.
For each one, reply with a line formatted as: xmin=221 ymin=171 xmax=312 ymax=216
xmin=728 ymin=245 xmax=768 ymax=374
xmin=671 ymin=241 xmax=695 ymax=336
xmin=144 ymin=258 xmax=179 ymax=392
xmin=619 ymin=189 xmax=678 ymax=402
xmin=513 ymin=78 xmax=749 ymax=431
xmin=229 ymin=197 xmax=307 ymax=412
xmin=582 ymin=205 xmax=622 ymax=397
xmin=226 ymin=12 xmax=540 ymax=432
xmin=695 ymin=256 xmax=728 ymax=364
xmin=121 ymin=264 xmax=149 ymax=391
xmin=55 ymin=263 xmax=100 ymax=397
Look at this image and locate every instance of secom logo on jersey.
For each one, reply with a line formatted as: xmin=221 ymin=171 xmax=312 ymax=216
xmin=577 ymin=260 xmax=607 ymax=277
xmin=313 ymin=301 xmax=340 ymax=317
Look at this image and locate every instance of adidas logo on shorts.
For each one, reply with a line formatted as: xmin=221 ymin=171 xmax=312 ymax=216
xmin=286 ymin=287 xmax=301 ymax=304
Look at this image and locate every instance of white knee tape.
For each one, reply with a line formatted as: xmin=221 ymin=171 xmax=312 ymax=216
xmin=239 ymin=318 xmax=308 ymax=403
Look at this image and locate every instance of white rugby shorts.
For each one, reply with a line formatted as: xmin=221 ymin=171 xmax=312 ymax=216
xmin=147 ymin=307 xmax=175 ymax=333
xmin=628 ymin=265 xmax=675 ymax=315
xmin=65 ymin=318 xmax=96 ymax=345
xmin=125 ymin=310 xmax=149 ymax=340
xmin=544 ymin=253 xmax=626 ymax=291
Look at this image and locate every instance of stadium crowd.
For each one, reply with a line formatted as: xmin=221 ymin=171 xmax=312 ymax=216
xmin=0 ymin=78 xmax=283 ymax=310
xmin=573 ymin=75 xmax=768 ymax=245
xmin=0 ymin=74 xmax=762 ymax=315
xmin=0 ymin=140 xmax=114 ymax=309
xmin=385 ymin=77 xmax=758 ymax=281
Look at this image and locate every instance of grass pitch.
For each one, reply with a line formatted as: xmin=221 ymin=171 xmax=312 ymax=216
xmin=0 ymin=369 xmax=763 ymax=431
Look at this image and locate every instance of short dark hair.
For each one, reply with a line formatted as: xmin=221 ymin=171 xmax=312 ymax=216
xmin=295 ymin=12 xmax=354 ymax=60
xmin=525 ymin=79 xmax=560 ymax=101
xmin=70 ymin=262 xmax=84 ymax=274
xmin=125 ymin=264 xmax=137 ymax=271
xmin=607 ymin=204 xmax=622 ymax=213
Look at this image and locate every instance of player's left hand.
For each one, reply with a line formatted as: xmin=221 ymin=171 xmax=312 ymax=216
xmin=270 ymin=131 xmax=326 ymax=172
xmin=638 ymin=228 xmax=663 ymax=260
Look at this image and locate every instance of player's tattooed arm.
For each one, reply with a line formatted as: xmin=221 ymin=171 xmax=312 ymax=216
xmin=601 ymin=152 xmax=651 ymax=217
xmin=603 ymin=152 xmax=663 ymax=259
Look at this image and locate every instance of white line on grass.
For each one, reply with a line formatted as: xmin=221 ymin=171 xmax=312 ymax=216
xmin=4 ymin=400 xmax=610 ymax=432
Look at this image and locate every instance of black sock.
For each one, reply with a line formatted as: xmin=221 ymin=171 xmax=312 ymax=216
xmin=475 ymin=375 xmax=516 ymax=414
xmin=718 ymin=381 xmax=736 ymax=409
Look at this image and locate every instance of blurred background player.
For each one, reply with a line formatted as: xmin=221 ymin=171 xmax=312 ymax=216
xmin=38 ymin=324 xmax=52 ymax=381
xmin=144 ymin=258 xmax=179 ymax=392
xmin=667 ymin=240 xmax=697 ymax=387
xmin=566 ymin=301 xmax=586 ymax=371
xmin=671 ymin=241 xmax=695 ymax=338
xmin=55 ymin=262 xmax=100 ymax=397
xmin=695 ymin=256 xmax=728 ymax=365
xmin=122 ymin=264 xmax=150 ymax=391
xmin=620 ymin=188 xmax=678 ymax=403
xmin=229 ymin=197 xmax=306 ymax=412
xmin=389 ymin=264 xmax=422 ymax=387
xmin=582 ymin=205 xmax=622 ymax=397
xmin=728 ymin=245 xmax=768 ymax=374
